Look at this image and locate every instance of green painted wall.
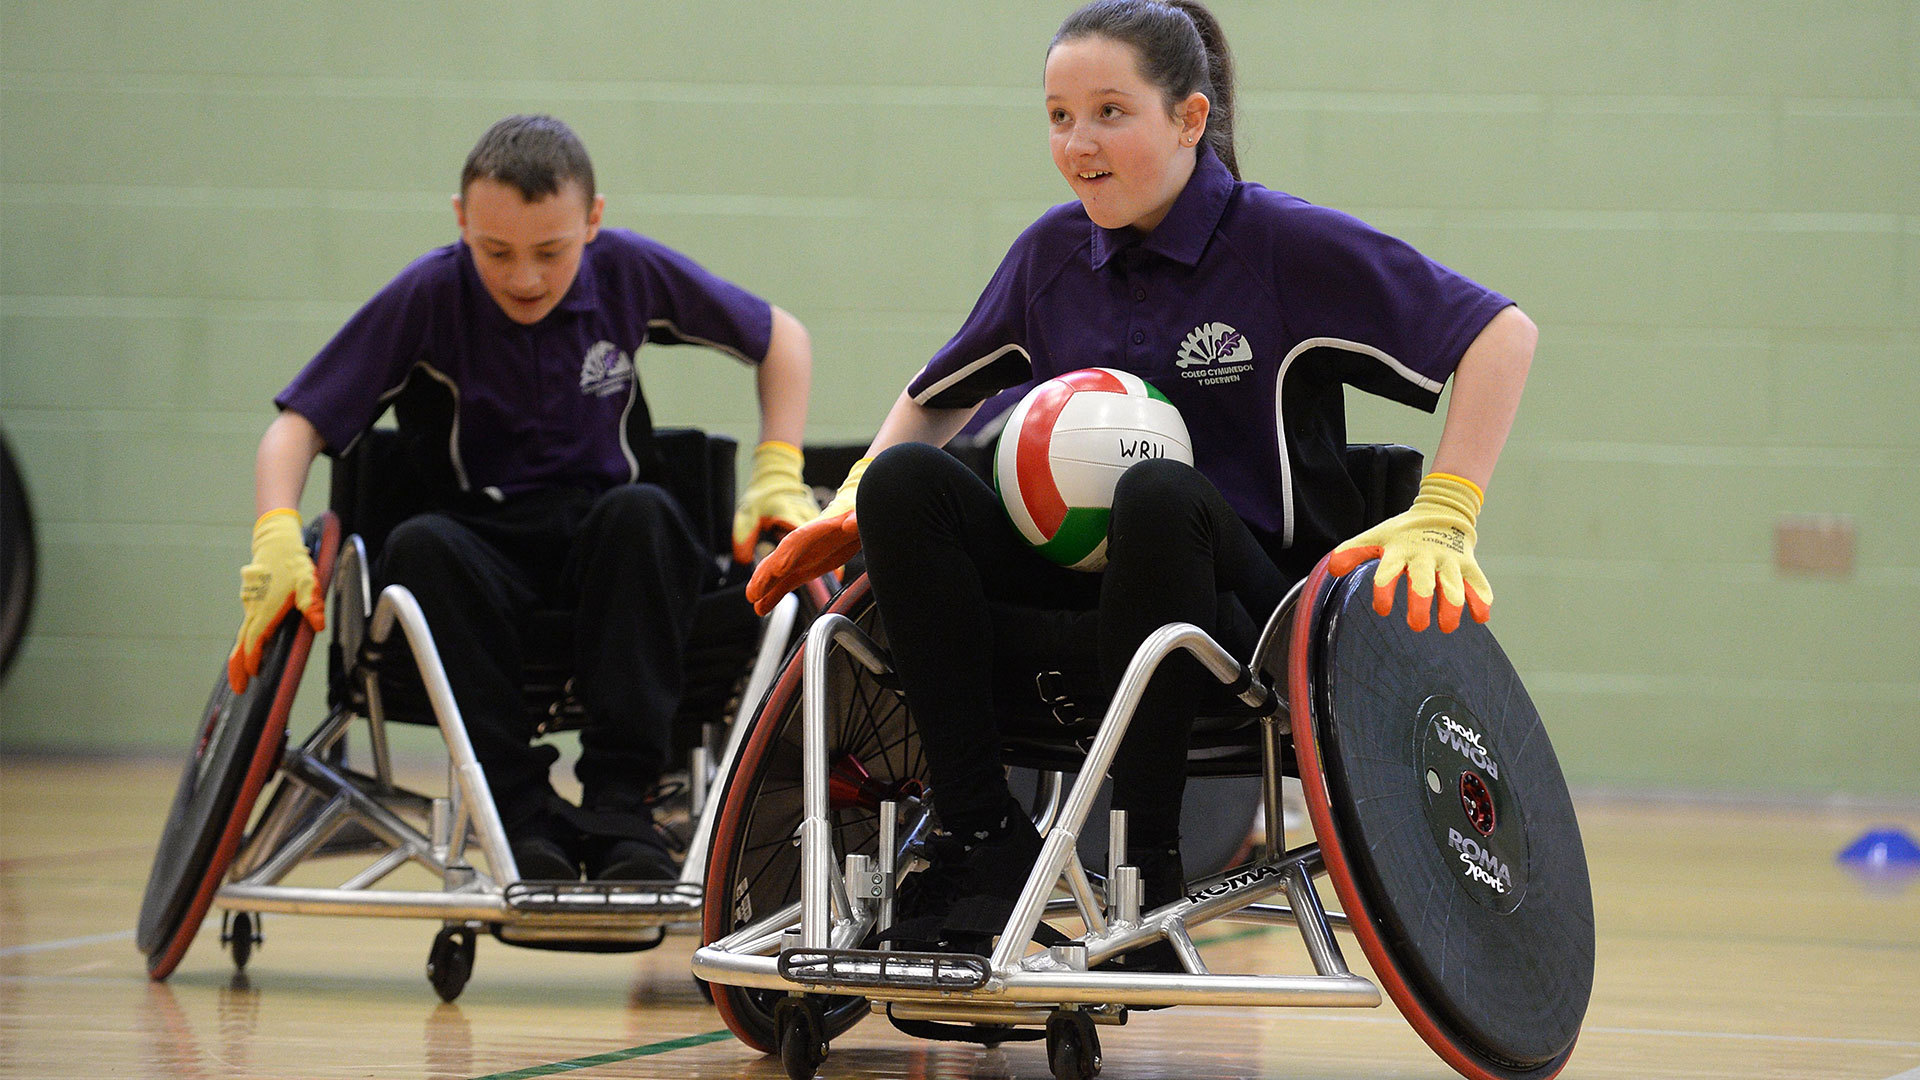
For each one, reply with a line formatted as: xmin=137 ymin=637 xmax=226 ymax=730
xmin=3 ymin=2 xmax=1915 ymax=798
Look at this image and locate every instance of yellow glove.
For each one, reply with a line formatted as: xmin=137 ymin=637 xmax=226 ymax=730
xmin=1327 ymin=472 xmax=1492 ymax=634
xmin=745 ymin=456 xmax=870 ymax=616
xmin=732 ymin=440 xmax=821 ymax=564
xmin=227 ymin=509 xmax=325 ymax=693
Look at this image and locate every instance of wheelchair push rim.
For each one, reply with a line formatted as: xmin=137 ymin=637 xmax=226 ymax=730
xmin=1288 ymin=555 xmax=1594 ymax=1080
xmin=702 ymin=573 xmax=931 ymax=1053
xmin=137 ymin=512 xmax=341 ymax=979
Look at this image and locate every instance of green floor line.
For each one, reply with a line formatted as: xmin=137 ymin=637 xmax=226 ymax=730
xmin=468 ymin=1029 xmax=735 ymax=1080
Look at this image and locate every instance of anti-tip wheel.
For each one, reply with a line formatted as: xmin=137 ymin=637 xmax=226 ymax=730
xmin=775 ymin=997 xmax=828 ymax=1080
xmin=1045 ymin=1009 xmax=1101 ymax=1080
xmin=426 ymin=926 xmax=477 ymax=1004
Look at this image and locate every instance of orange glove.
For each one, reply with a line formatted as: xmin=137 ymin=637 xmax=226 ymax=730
xmin=227 ymin=509 xmax=325 ymax=692
xmin=744 ymin=456 xmax=870 ymax=616
xmin=1327 ymin=472 xmax=1492 ymax=634
xmin=731 ymin=440 xmax=820 ymax=564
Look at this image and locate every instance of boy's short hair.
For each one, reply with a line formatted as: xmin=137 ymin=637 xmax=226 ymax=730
xmin=459 ymin=115 xmax=596 ymax=205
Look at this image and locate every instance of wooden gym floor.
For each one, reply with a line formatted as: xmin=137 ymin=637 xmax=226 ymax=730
xmin=2 ymin=754 xmax=1916 ymax=1080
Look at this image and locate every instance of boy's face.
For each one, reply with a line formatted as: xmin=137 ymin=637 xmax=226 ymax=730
xmin=454 ymin=178 xmax=604 ymax=325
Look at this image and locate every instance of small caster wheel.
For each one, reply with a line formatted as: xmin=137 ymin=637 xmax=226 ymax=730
xmin=774 ymin=996 xmax=828 ymax=1080
xmin=693 ymin=975 xmax=715 ymax=1004
xmin=426 ymin=925 xmax=476 ymax=1003
xmin=1045 ymin=1008 xmax=1101 ymax=1080
xmin=221 ymin=911 xmax=261 ymax=971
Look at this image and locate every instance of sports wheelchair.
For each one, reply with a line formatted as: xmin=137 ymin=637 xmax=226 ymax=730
xmin=137 ymin=428 xmax=828 ymax=1002
xmin=693 ymin=444 xmax=1595 ymax=1080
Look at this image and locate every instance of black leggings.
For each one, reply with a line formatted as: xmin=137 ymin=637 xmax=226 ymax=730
xmin=857 ymin=443 xmax=1293 ymax=851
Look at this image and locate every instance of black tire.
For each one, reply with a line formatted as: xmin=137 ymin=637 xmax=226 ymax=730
xmin=1045 ymin=1010 xmax=1101 ymax=1080
xmin=776 ymin=998 xmax=828 ymax=1080
xmin=1289 ymin=557 xmax=1592 ymax=1080
xmin=224 ymin=911 xmax=257 ymax=970
xmin=427 ymin=926 xmax=477 ymax=1003
xmin=703 ymin=575 xmax=924 ymax=1053
xmin=0 ymin=429 xmax=36 ymax=681
xmin=136 ymin=514 xmax=339 ymax=979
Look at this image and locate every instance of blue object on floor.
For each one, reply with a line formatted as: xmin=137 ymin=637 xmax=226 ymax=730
xmin=1837 ymin=828 xmax=1920 ymax=869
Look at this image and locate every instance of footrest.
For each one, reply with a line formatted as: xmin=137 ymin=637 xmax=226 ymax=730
xmin=503 ymin=879 xmax=703 ymax=915
xmin=777 ymin=947 xmax=992 ymax=992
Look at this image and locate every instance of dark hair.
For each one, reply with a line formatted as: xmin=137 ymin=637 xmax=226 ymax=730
xmin=1051 ymin=0 xmax=1238 ymax=179
xmin=459 ymin=114 xmax=596 ymax=206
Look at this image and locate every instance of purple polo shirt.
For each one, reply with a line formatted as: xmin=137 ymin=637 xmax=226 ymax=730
xmin=278 ymin=228 xmax=773 ymax=499
xmin=907 ymin=146 xmax=1511 ymax=572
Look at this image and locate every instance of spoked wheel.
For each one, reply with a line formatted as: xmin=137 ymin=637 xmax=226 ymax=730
xmin=1289 ymin=557 xmax=1595 ymax=1080
xmin=137 ymin=513 xmax=341 ymax=979
xmin=702 ymin=574 xmax=928 ymax=1054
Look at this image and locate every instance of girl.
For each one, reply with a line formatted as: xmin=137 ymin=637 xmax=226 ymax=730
xmin=748 ymin=0 xmax=1534 ymax=952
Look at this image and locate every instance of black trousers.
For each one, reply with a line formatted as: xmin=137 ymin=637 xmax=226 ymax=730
xmin=857 ymin=443 xmax=1294 ymax=852
xmin=378 ymin=483 xmax=707 ymax=835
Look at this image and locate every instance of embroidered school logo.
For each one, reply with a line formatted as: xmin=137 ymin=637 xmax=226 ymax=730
xmin=1175 ymin=322 xmax=1254 ymax=386
xmin=579 ymin=341 xmax=634 ymax=397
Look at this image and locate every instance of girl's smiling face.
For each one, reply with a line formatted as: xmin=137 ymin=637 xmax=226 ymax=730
xmin=1045 ymin=35 xmax=1209 ymax=234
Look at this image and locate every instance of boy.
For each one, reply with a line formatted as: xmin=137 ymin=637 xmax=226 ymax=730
xmin=228 ymin=115 xmax=819 ymax=881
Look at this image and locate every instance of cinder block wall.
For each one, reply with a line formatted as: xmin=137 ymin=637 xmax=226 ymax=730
xmin=3 ymin=2 xmax=1915 ymax=798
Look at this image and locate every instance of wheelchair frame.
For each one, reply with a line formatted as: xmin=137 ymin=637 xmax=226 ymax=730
xmin=693 ymin=556 xmax=1589 ymax=1080
xmin=211 ymin=535 xmax=804 ymax=934
xmin=140 ymin=430 xmax=830 ymax=1001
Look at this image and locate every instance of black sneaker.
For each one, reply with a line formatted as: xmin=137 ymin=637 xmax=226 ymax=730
xmin=934 ymin=808 xmax=1046 ymax=955
xmin=510 ymin=834 xmax=579 ymax=881
xmin=583 ymin=829 xmax=679 ymax=882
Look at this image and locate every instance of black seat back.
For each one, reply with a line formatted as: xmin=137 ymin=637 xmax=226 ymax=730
xmin=330 ymin=426 xmax=738 ymax=563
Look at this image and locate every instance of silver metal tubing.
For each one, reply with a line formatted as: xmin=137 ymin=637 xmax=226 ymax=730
xmin=231 ymin=792 xmax=355 ymax=887
xmin=886 ymin=1002 xmax=1125 ymax=1028
xmin=1164 ymin=919 xmax=1208 ymax=974
xmin=216 ymin=884 xmax=503 ymax=921
xmin=990 ymin=622 xmax=1254 ymax=972
xmin=1001 ymin=969 xmax=1377 ymax=1009
xmin=878 ymin=800 xmax=898 ymax=937
xmin=1216 ymin=900 xmax=1350 ymax=931
xmin=368 ymin=585 xmax=517 ymax=884
xmin=709 ymin=899 xmax=802 ymax=956
xmin=1260 ymin=715 xmax=1289 ymax=855
xmin=231 ymin=768 xmax=326 ymax=881
xmin=331 ymin=535 xmax=371 ymax=686
xmin=337 ymin=847 xmax=412 ymax=892
xmin=799 ymin=613 xmax=894 ymax=948
xmin=1283 ymin=862 xmax=1350 ymax=977
xmin=1030 ymin=769 xmax=1068 ymax=836
xmin=282 ymin=749 xmax=436 ymax=868
xmin=1244 ymin=580 xmax=1305 ymax=680
xmin=233 ymin=698 xmax=362 ymax=880
xmin=683 ymin=591 xmax=800 ymax=879
xmin=1062 ymin=850 xmax=1107 ymax=938
xmin=690 ymin=946 xmax=1380 ymax=1009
